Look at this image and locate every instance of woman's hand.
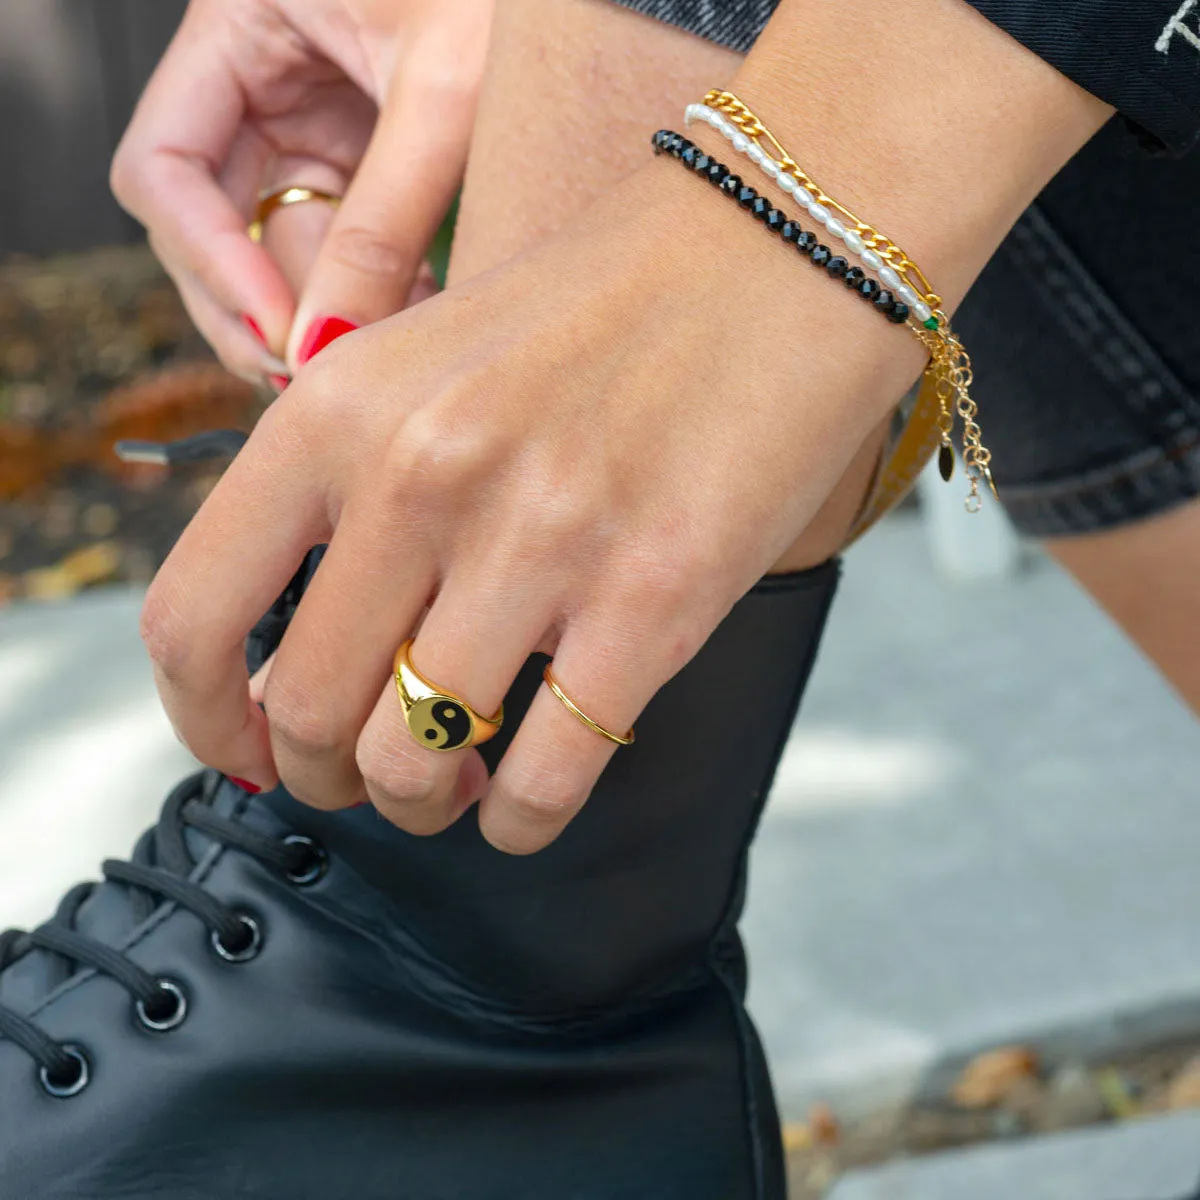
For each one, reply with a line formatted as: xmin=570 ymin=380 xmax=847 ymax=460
xmin=111 ymin=0 xmax=492 ymax=384
xmin=138 ymin=157 xmax=926 ymax=854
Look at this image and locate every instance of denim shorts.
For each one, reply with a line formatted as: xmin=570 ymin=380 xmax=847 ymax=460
xmin=614 ymin=2 xmax=1200 ymax=538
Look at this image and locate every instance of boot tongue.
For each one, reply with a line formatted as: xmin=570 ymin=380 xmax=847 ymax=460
xmin=0 ymin=772 xmax=244 ymax=1011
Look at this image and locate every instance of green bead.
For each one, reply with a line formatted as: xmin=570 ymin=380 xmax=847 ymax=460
xmin=923 ymin=316 xmax=939 ymax=331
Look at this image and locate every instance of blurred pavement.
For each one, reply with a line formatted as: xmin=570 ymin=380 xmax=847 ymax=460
xmin=827 ymin=1108 xmax=1200 ymax=1200
xmin=1 ymin=513 xmax=1198 ymax=1133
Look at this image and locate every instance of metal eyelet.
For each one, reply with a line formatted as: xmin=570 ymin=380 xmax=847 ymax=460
xmin=210 ymin=913 xmax=262 ymax=963
xmin=39 ymin=1045 xmax=90 ymax=1098
xmin=135 ymin=979 xmax=189 ymax=1032
xmin=282 ymin=835 xmax=329 ymax=886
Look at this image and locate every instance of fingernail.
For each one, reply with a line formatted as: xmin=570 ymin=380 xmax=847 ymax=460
xmin=241 ymin=314 xmax=267 ymax=345
xmin=298 ymin=316 xmax=358 ymax=365
xmin=269 ymin=373 xmax=290 ymax=392
xmin=229 ymin=776 xmax=262 ymax=795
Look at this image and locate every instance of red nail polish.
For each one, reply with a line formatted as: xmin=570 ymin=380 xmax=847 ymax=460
xmin=298 ymin=316 xmax=358 ymax=365
xmin=241 ymin=314 xmax=267 ymax=345
xmin=229 ymin=776 xmax=262 ymax=795
xmin=269 ymin=374 xmax=290 ymax=392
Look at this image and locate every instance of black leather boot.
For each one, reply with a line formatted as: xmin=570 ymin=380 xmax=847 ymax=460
xmin=0 ymin=552 xmax=838 ymax=1200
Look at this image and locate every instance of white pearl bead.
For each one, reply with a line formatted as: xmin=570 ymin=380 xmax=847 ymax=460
xmin=684 ymin=104 xmax=698 ymax=124
xmin=809 ymin=202 xmax=830 ymax=224
xmin=731 ymin=132 xmax=750 ymax=152
xmin=913 ymin=301 xmax=933 ymax=323
xmin=747 ymin=144 xmax=765 ymax=164
xmin=825 ymin=217 xmax=846 ymax=239
xmin=778 ymin=175 xmax=797 ymax=194
xmin=896 ymin=284 xmax=919 ymax=306
xmin=794 ymin=187 xmax=815 ymax=208
xmin=760 ymin=160 xmax=780 ymax=181
xmin=843 ymin=230 xmax=865 ymax=254
xmin=880 ymin=265 xmax=902 ymax=291
xmin=861 ymin=249 xmax=883 ymax=271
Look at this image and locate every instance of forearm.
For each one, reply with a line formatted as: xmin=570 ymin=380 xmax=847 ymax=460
xmin=727 ymin=0 xmax=1114 ymax=310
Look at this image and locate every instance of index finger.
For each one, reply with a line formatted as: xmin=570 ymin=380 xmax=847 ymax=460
xmin=110 ymin=12 xmax=294 ymax=347
xmin=139 ymin=400 xmax=334 ymax=791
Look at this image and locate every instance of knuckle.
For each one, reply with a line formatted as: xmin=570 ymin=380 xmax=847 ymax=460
xmin=511 ymin=790 xmax=578 ymax=827
xmin=264 ymin=688 xmax=346 ymax=760
xmin=139 ymin=582 xmax=190 ymax=682
xmin=324 ymin=224 xmax=412 ymax=283
xmin=385 ymin=401 xmax=495 ymax=501
xmin=109 ymin=142 xmax=140 ymax=213
xmin=268 ymin=362 xmax=359 ymax=458
xmin=525 ymin=475 xmax=594 ymax=546
xmin=355 ymin=735 xmax=446 ymax=824
xmin=503 ymin=761 xmax=585 ymax=829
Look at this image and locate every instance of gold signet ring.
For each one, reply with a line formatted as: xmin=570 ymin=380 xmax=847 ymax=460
xmin=393 ymin=640 xmax=503 ymax=753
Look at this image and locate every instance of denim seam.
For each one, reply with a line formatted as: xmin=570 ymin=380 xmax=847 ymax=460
xmin=1000 ymin=437 xmax=1200 ymax=536
xmin=994 ymin=201 xmax=1200 ymax=533
xmin=1006 ymin=204 xmax=1200 ymax=438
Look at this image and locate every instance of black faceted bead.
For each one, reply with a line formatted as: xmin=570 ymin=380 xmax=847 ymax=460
xmin=856 ymin=277 xmax=881 ymax=301
xmin=680 ymin=144 xmax=700 ymax=167
xmin=719 ymin=173 xmax=742 ymax=196
xmin=780 ymin=220 xmax=803 ymax=243
xmin=693 ymin=153 xmax=713 ymax=174
xmin=873 ymin=288 xmax=895 ymax=312
xmin=826 ymin=255 xmax=849 ymax=278
xmin=843 ymin=266 xmax=866 ymax=288
xmin=795 ymin=230 xmax=818 ymax=254
xmin=651 ymin=129 xmax=671 ymax=152
xmin=810 ymin=244 xmax=832 ymax=267
xmin=887 ymin=301 xmax=911 ymax=324
xmin=670 ymin=136 xmax=693 ymax=158
xmin=765 ymin=208 xmax=786 ymax=233
xmin=750 ymin=196 xmax=773 ymax=221
xmin=736 ymin=184 xmax=758 ymax=208
xmin=705 ymin=161 xmax=726 ymax=184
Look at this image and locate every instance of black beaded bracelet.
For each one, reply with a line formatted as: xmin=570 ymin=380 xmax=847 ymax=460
xmin=651 ymin=129 xmax=910 ymax=326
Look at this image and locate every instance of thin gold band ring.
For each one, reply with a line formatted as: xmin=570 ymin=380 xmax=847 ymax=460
xmin=542 ymin=665 xmax=635 ymax=747
xmin=248 ymin=186 xmax=342 ymax=244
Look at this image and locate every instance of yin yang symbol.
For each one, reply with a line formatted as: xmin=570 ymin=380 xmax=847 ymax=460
xmin=407 ymin=697 xmax=473 ymax=750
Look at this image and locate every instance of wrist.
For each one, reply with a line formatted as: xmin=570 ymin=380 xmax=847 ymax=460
xmin=618 ymin=147 xmax=929 ymax=419
xmin=726 ymin=0 xmax=1112 ymax=310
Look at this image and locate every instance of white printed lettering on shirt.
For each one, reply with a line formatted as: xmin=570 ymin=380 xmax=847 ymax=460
xmin=1156 ymin=0 xmax=1200 ymax=53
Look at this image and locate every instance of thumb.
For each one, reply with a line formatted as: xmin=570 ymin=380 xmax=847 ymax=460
xmin=288 ymin=74 xmax=474 ymax=370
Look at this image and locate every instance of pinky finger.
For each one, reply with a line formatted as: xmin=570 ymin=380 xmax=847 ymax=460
xmin=479 ymin=628 xmax=649 ymax=856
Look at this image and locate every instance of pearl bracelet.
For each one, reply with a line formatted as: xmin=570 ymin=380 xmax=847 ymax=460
xmin=684 ymin=103 xmax=934 ymax=328
xmin=670 ymin=91 xmax=999 ymax=515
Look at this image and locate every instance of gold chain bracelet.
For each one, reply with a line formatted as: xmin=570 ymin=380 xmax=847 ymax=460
xmin=701 ymin=89 xmax=997 ymax=512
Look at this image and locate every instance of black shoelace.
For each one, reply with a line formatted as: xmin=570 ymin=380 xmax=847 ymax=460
xmin=0 ymin=772 xmax=325 ymax=1097
xmin=0 ymin=428 xmax=319 ymax=1096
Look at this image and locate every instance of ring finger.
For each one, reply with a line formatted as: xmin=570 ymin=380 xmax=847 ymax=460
xmin=353 ymin=573 xmax=558 ymax=835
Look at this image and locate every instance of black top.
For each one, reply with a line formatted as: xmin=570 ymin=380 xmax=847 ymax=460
xmin=609 ymin=0 xmax=1200 ymax=153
